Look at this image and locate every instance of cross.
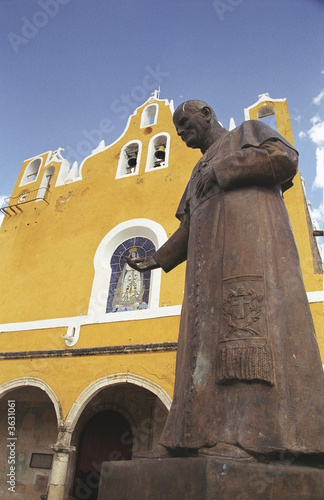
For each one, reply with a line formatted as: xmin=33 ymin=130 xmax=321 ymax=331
xmin=231 ymin=295 xmax=250 ymax=319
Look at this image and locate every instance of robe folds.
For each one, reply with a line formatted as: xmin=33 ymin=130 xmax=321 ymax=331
xmin=154 ymin=120 xmax=324 ymax=455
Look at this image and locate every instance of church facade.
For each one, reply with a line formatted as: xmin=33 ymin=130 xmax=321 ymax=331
xmin=0 ymin=93 xmax=322 ymax=500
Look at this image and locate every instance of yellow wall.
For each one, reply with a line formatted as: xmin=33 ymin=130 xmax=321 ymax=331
xmin=0 ymin=98 xmax=200 ymax=416
xmin=0 ymin=351 xmax=177 ymax=420
xmin=247 ymin=97 xmax=323 ymax=358
xmin=0 ymin=100 xmax=199 ymax=324
xmin=0 ymin=94 xmax=322 ymax=422
xmin=2 ymin=94 xmax=322 ymax=500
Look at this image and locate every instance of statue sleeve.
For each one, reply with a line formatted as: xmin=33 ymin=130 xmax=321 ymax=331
xmin=213 ymin=140 xmax=298 ymax=192
xmin=153 ymin=212 xmax=190 ymax=273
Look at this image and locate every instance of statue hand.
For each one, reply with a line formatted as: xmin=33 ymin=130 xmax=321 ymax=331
xmin=195 ymin=166 xmax=217 ymax=197
xmin=126 ymin=255 xmax=160 ymax=272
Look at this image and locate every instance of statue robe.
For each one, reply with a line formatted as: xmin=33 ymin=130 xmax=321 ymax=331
xmin=154 ymin=120 xmax=324 ymax=456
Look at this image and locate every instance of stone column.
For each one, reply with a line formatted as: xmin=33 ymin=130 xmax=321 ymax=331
xmin=47 ymin=427 xmax=75 ymax=500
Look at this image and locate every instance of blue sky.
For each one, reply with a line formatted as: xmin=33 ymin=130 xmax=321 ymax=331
xmin=0 ymin=0 xmax=323 ymax=232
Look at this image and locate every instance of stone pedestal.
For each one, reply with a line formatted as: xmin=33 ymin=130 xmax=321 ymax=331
xmin=98 ymin=457 xmax=324 ymax=500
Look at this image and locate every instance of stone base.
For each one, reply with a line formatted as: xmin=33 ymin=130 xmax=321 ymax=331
xmin=98 ymin=457 xmax=324 ymax=500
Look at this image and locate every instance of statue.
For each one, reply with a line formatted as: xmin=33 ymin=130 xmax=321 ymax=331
xmin=112 ymin=248 xmax=145 ymax=311
xmin=127 ymin=100 xmax=324 ymax=462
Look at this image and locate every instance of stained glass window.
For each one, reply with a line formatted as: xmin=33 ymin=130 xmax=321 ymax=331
xmin=106 ymin=237 xmax=156 ymax=313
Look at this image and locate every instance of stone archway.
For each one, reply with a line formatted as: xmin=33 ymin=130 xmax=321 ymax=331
xmin=0 ymin=382 xmax=59 ymax=499
xmin=0 ymin=377 xmax=63 ymax=427
xmin=65 ymin=375 xmax=170 ymax=500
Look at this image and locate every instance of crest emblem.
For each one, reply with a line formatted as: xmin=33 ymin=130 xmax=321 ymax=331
xmin=223 ymin=284 xmax=263 ymax=338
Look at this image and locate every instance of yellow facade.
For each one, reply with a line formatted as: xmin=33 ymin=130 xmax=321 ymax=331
xmin=245 ymin=94 xmax=324 ymax=357
xmin=0 ymin=94 xmax=322 ymax=499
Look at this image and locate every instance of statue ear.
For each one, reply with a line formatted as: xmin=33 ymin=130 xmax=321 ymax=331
xmin=201 ymin=106 xmax=212 ymax=122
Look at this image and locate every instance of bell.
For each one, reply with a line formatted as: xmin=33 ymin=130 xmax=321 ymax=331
xmin=257 ymin=105 xmax=275 ymax=119
xmin=154 ymin=145 xmax=166 ymax=160
xmin=127 ymin=153 xmax=137 ymax=167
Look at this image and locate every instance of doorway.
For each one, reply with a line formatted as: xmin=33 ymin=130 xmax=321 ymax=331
xmin=73 ymin=410 xmax=132 ymax=500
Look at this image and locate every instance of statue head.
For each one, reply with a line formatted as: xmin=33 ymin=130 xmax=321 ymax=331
xmin=173 ymin=100 xmax=223 ymax=153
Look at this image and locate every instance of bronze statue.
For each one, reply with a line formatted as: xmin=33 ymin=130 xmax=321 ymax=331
xmin=127 ymin=100 xmax=324 ymax=461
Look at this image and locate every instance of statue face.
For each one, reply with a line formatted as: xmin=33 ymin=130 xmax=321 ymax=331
xmin=173 ymin=107 xmax=211 ymax=150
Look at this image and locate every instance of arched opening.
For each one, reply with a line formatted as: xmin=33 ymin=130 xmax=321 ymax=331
xmin=67 ymin=381 xmax=169 ymax=499
xmin=20 ymin=158 xmax=42 ymax=185
xmin=116 ymin=141 xmax=142 ymax=178
xmin=141 ymin=104 xmax=158 ymax=128
xmin=145 ymin=133 xmax=170 ymax=171
xmin=106 ymin=236 xmax=156 ymax=312
xmin=72 ymin=410 xmax=132 ymax=500
xmin=0 ymin=385 xmax=58 ymax=499
xmin=37 ymin=166 xmax=55 ymax=201
xmin=88 ymin=219 xmax=166 ymax=316
xmin=257 ymin=105 xmax=277 ymax=129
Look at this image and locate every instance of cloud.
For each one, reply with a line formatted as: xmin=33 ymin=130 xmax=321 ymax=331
xmin=309 ymin=202 xmax=323 ymax=229
xmin=302 ymin=116 xmax=324 ymax=190
xmin=0 ymin=194 xmax=8 ymax=208
xmin=0 ymin=195 xmax=8 ymax=226
xmin=308 ymin=116 xmax=324 ymax=146
xmin=312 ymin=146 xmax=324 ymax=189
xmin=313 ymin=89 xmax=324 ymax=106
xmin=309 ymin=201 xmax=323 ymax=266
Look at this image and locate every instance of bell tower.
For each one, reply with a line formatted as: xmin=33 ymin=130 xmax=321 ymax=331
xmin=245 ymin=93 xmax=323 ymax=354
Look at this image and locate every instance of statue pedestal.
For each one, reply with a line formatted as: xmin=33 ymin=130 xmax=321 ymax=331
xmin=98 ymin=457 xmax=324 ymax=500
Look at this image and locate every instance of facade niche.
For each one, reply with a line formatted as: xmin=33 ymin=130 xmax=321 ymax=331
xmin=141 ymin=104 xmax=158 ymax=128
xmin=106 ymin=237 xmax=156 ymax=312
xmin=257 ymin=105 xmax=277 ymax=129
xmin=37 ymin=166 xmax=55 ymax=201
xmin=146 ymin=133 xmax=170 ymax=171
xmin=20 ymin=157 xmax=42 ymax=186
xmin=116 ymin=141 xmax=141 ymax=178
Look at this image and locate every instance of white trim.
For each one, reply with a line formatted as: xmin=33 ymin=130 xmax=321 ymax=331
xmin=37 ymin=165 xmax=55 ymax=200
xmin=0 ymin=377 xmax=63 ymax=426
xmin=19 ymin=156 xmax=43 ymax=186
xmin=77 ymin=99 xmax=173 ymax=179
xmin=145 ymin=132 xmax=171 ymax=172
xmin=244 ymin=93 xmax=286 ymax=120
xmin=88 ymin=218 xmax=168 ymax=316
xmin=65 ymin=373 xmax=172 ymax=431
xmin=140 ymin=103 xmax=159 ymax=128
xmin=0 ymin=306 xmax=182 ymax=334
xmin=307 ymin=290 xmax=324 ymax=303
xmin=115 ymin=139 xmax=142 ymax=179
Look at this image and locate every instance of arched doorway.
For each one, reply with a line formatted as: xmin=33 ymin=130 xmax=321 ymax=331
xmin=73 ymin=410 xmax=133 ymax=500
xmin=0 ymin=385 xmax=58 ymax=499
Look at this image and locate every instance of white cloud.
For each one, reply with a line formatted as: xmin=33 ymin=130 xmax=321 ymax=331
xmin=313 ymin=89 xmax=324 ymax=106
xmin=0 ymin=194 xmax=8 ymax=208
xmin=303 ymin=116 xmax=324 ymax=190
xmin=318 ymin=244 xmax=324 ymax=264
xmin=0 ymin=195 xmax=8 ymax=227
xmin=308 ymin=115 xmax=324 ymax=146
xmin=309 ymin=202 xmax=323 ymax=229
xmin=308 ymin=201 xmax=323 ymax=266
xmin=312 ymin=147 xmax=324 ymax=189
xmin=298 ymin=131 xmax=306 ymax=139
